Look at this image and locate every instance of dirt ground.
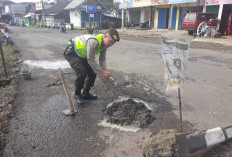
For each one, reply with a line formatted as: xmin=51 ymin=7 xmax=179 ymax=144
xmin=0 ymin=43 xmax=19 ymax=156
xmin=142 ymin=129 xmax=178 ymax=157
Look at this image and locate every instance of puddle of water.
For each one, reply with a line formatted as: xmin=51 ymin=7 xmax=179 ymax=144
xmin=23 ymin=60 xmax=71 ymax=70
xmin=98 ymin=118 xmax=141 ymax=132
xmin=106 ymin=96 xmax=153 ymax=111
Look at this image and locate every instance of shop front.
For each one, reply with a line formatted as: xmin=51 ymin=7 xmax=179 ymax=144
xmin=81 ymin=11 xmax=101 ymax=28
xmin=130 ymin=9 xmax=141 ymax=25
xmin=205 ymin=0 xmax=232 ymax=34
xmin=120 ymin=0 xmax=204 ymax=30
xmin=65 ymin=0 xmax=106 ymax=29
xmin=158 ymin=6 xmax=170 ymax=29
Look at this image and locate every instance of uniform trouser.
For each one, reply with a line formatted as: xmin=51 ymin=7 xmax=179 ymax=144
xmin=64 ymin=46 xmax=96 ymax=96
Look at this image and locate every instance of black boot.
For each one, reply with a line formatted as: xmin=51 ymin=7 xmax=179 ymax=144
xmin=82 ymin=88 xmax=97 ymax=100
xmin=74 ymin=95 xmax=84 ymax=106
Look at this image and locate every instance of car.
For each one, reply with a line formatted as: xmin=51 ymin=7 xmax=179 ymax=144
xmin=182 ymin=12 xmax=218 ymax=35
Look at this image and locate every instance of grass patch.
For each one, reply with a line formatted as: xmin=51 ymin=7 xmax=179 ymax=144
xmin=0 ymin=42 xmax=19 ymax=156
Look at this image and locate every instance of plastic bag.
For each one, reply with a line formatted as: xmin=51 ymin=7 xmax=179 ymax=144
xmin=161 ymin=38 xmax=190 ymax=92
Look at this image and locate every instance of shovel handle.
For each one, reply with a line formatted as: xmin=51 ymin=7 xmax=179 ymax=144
xmin=58 ymin=68 xmax=74 ymax=112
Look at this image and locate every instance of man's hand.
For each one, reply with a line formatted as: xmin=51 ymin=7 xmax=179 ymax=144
xmin=102 ymin=70 xmax=111 ymax=79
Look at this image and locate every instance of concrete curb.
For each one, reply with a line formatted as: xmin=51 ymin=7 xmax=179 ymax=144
xmin=175 ymin=125 xmax=232 ymax=156
xmin=187 ymin=125 xmax=232 ymax=153
xmin=118 ymin=29 xmax=232 ymax=50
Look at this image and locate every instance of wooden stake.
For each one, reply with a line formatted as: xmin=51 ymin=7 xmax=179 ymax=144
xmin=178 ymin=88 xmax=183 ymax=133
xmin=58 ymin=68 xmax=74 ymax=113
xmin=0 ymin=42 xmax=8 ymax=77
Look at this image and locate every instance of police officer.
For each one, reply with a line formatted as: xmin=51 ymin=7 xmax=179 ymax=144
xmin=64 ymin=27 xmax=120 ymax=106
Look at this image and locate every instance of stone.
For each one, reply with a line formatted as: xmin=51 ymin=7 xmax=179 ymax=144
xmin=0 ymin=77 xmax=11 ymax=86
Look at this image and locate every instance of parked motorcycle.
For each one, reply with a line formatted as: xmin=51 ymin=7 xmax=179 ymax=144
xmin=197 ymin=19 xmax=221 ymax=38
xmin=139 ymin=19 xmax=150 ymax=29
xmin=126 ymin=19 xmax=135 ymax=29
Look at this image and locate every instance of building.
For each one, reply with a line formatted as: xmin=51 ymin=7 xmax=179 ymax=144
xmin=43 ymin=1 xmax=70 ymax=24
xmin=204 ymin=0 xmax=232 ymax=35
xmin=3 ymin=2 xmax=35 ymax=26
xmin=0 ymin=0 xmax=15 ymax=22
xmin=35 ymin=1 xmax=53 ymax=10
xmin=64 ymin=0 xmax=106 ymax=29
xmin=119 ymin=0 xmax=205 ymax=30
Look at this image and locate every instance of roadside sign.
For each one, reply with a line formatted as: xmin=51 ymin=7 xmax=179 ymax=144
xmin=161 ymin=38 xmax=189 ymax=92
xmin=86 ymin=5 xmax=96 ymax=13
xmin=90 ymin=14 xmax=94 ymax=18
xmin=161 ymin=38 xmax=190 ymax=132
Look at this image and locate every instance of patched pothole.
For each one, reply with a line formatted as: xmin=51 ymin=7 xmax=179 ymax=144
xmin=100 ymin=97 xmax=156 ymax=132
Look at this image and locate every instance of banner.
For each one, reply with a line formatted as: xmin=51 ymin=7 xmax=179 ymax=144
xmin=206 ymin=0 xmax=232 ymax=5
xmin=161 ymin=38 xmax=190 ymax=92
xmin=205 ymin=0 xmax=220 ymax=5
xmin=119 ymin=2 xmax=133 ymax=9
xmin=220 ymin=0 xmax=232 ymax=4
xmin=86 ymin=5 xmax=96 ymax=13
xmin=169 ymin=0 xmax=197 ymax=4
xmin=84 ymin=22 xmax=98 ymax=27
xmin=151 ymin=0 xmax=169 ymax=5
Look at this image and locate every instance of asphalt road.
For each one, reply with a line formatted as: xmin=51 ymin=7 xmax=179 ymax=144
xmin=2 ymin=26 xmax=232 ymax=157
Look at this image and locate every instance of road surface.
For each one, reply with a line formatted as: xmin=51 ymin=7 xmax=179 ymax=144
xmin=2 ymin=26 xmax=232 ymax=157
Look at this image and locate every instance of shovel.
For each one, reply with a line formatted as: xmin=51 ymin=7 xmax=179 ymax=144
xmin=58 ymin=68 xmax=77 ymax=116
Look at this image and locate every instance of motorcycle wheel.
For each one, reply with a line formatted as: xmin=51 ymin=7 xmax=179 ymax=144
xmin=197 ymin=21 xmax=207 ymax=37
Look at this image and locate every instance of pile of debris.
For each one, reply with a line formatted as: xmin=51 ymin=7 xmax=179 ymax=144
xmin=104 ymin=98 xmax=156 ymax=128
xmin=142 ymin=129 xmax=178 ymax=157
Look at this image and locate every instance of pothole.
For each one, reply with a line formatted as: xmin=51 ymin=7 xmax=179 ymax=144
xmin=99 ymin=97 xmax=156 ymax=132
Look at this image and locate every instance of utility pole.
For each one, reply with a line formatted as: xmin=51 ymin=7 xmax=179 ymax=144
xmin=121 ymin=0 xmax=124 ymax=28
xmin=42 ymin=0 xmax=46 ymax=22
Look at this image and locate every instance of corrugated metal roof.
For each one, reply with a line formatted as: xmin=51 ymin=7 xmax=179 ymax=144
xmin=64 ymin=0 xmax=85 ymax=10
xmin=64 ymin=0 xmax=106 ymax=11
xmin=1 ymin=0 xmax=14 ymax=5
xmin=44 ymin=1 xmax=70 ymax=15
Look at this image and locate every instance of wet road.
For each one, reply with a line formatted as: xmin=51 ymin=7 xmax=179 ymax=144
xmin=3 ymin=26 xmax=232 ymax=157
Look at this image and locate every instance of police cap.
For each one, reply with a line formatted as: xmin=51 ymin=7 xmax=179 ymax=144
xmin=107 ymin=27 xmax=120 ymax=42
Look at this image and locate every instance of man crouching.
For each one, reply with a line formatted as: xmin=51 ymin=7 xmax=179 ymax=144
xmin=64 ymin=27 xmax=120 ymax=106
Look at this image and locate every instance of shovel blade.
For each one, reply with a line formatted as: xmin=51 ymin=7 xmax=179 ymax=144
xmin=175 ymin=134 xmax=190 ymax=157
xmin=62 ymin=109 xmax=77 ymax=116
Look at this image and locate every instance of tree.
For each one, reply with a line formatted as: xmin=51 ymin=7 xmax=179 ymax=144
xmin=101 ymin=0 xmax=120 ymax=17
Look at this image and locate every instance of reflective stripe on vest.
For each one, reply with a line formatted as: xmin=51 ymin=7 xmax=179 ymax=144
xmin=73 ymin=34 xmax=104 ymax=58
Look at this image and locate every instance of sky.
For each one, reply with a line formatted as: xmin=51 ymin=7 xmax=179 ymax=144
xmin=11 ymin=0 xmax=53 ymax=3
xmin=11 ymin=0 xmax=41 ymax=2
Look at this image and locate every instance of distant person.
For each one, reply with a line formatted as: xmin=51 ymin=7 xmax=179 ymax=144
xmin=9 ymin=19 xmax=14 ymax=26
xmin=22 ymin=21 xmax=26 ymax=27
xmin=0 ymin=25 xmax=8 ymax=37
xmin=63 ymin=27 xmax=120 ymax=106
xmin=59 ymin=21 xmax=66 ymax=32
xmin=1 ymin=25 xmax=10 ymax=45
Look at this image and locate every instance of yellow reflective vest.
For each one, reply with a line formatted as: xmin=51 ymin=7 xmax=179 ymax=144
xmin=73 ymin=34 xmax=104 ymax=58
